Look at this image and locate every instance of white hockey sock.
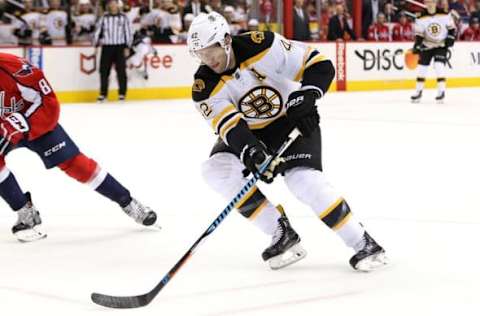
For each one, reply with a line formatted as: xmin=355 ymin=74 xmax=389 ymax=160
xmin=249 ymin=201 xmax=282 ymax=235
xmin=437 ymin=80 xmax=446 ymax=95
xmin=434 ymin=61 xmax=446 ymax=95
xmin=336 ymin=216 xmax=366 ymax=249
xmin=202 ymin=153 xmax=280 ymax=235
xmin=284 ymin=167 xmax=364 ymax=249
xmin=416 ymin=65 xmax=428 ymax=92
xmin=416 ymin=80 xmax=425 ymax=93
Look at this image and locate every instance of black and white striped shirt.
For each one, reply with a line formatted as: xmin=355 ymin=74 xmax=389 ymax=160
xmin=94 ymin=13 xmax=133 ymax=47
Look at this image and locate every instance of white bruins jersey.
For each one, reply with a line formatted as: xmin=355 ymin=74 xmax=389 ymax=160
xmin=16 ymin=11 xmax=42 ymax=39
xmin=143 ymin=9 xmax=181 ymax=31
xmin=192 ymin=31 xmax=327 ymax=145
xmin=43 ymin=10 xmax=67 ymax=39
xmin=415 ymin=10 xmax=455 ymax=48
xmin=73 ymin=13 xmax=96 ymax=42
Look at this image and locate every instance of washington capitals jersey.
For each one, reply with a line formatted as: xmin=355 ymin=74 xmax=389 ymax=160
xmin=0 ymin=53 xmax=60 ymax=140
xmin=415 ymin=10 xmax=455 ymax=48
xmin=192 ymin=31 xmax=330 ymax=146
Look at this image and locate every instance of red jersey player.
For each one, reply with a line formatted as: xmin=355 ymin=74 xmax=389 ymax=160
xmin=0 ymin=53 xmax=158 ymax=242
xmin=460 ymin=17 xmax=480 ymax=40
xmin=367 ymin=13 xmax=391 ymax=41
xmin=392 ymin=13 xmax=414 ymax=41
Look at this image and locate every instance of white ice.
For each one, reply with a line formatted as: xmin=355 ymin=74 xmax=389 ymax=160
xmin=1 ymin=88 xmax=480 ymax=316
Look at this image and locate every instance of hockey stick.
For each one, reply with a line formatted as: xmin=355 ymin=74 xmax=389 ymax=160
xmin=91 ymin=128 xmax=302 ymax=309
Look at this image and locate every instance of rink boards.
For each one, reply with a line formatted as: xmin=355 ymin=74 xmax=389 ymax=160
xmin=0 ymin=41 xmax=479 ymax=103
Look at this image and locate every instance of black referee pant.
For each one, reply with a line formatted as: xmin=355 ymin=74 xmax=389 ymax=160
xmin=99 ymin=44 xmax=127 ymax=97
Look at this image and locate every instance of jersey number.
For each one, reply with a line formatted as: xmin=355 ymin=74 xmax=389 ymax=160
xmin=199 ymin=102 xmax=212 ymax=118
xmin=39 ymin=79 xmax=52 ymax=95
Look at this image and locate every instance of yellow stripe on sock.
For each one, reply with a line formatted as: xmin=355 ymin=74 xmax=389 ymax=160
xmin=236 ymin=186 xmax=258 ymax=209
xmin=249 ymin=199 xmax=268 ymax=220
xmin=319 ymin=198 xmax=344 ymax=220
xmin=332 ymin=212 xmax=352 ymax=231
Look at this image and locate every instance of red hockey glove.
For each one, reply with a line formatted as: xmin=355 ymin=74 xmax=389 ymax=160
xmin=0 ymin=113 xmax=30 ymax=154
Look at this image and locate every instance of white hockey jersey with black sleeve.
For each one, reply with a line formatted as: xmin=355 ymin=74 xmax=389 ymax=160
xmin=191 ymin=31 xmax=335 ymax=154
xmin=414 ymin=11 xmax=456 ymax=49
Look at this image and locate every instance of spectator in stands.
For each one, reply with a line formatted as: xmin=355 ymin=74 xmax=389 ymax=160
xmin=208 ymin=0 xmax=225 ymax=15
xmin=384 ymin=2 xmax=397 ymax=23
xmin=43 ymin=0 xmax=69 ymax=45
xmin=367 ymin=12 xmax=390 ymax=41
xmin=12 ymin=0 xmax=40 ymax=45
xmin=392 ymin=12 xmax=413 ymax=41
xmin=176 ymin=12 xmax=193 ymax=42
xmin=223 ymin=5 xmax=241 ymax=35
xmin=362 ymin=0 xmax=385 ymax=39
xmin=147 ymin=0 xmax=181 ymax=43
xmin=238 ymin=17 xmax=258 ymax=34
xmin=0 ymin=2 xmax=18 ymax=45
xmin=231 ymin=1 xmax=248 ymax=29
xmin=327 ymin=3 xmax=356 ymax=40
xmin=73 ymin=0 xmax=96 ymax=44
xmin=182 ymin=0 xmax=208 ymax=20
xmin=461 ymin=16 xmax=480 ymax=39
xmin=247 ymin=18 xmax=259 ymax=31
xmin=472 ymin=0 xmax=480 ymax=21
xmin=293 ymin=0 xmax=311 ymax=41
xmin=449 ymin=0 xmax=470 ymax=24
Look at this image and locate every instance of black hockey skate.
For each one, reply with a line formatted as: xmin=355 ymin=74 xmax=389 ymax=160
xmin=410 ymin=90 xmax=422 ymax=103
xmin=350 ymin=231 xmax=387 ymax=272
xmin=97 ymin=95 xmax=106 ymax=103
xmin=262 ymin=207 xmax=307 ymax=270
xmin=122 ymin=198 xmax=159 ymax=227
xmin=12 ymin=192 xmax=47 ymax=242
xmin=435 ymin=91 xmax=445 ymax=104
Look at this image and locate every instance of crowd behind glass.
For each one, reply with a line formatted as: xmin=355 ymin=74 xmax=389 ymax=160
xmin=0 ymin=0 xmax=479 ymax=46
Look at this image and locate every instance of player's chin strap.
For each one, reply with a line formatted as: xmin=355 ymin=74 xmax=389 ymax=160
xmin=223 ymin=44 xmax=231 ymax=72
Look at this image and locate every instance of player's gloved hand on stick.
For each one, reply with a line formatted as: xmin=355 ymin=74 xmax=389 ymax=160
xmin=445 ymin=36 xmax=455 ymax=48
xmin=0 ymin=113 xmax=30 ymax=154
xmin=286 ymin=89 xmax=320 ymax=137
xmin=240 ymin=142 xmax=284 ymax=184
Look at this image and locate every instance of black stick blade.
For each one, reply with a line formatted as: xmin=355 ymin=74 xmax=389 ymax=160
xmin=91 ymin=292 xmax=150 ymax=309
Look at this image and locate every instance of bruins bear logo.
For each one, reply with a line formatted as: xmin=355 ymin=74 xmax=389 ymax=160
xmin=239 ymin=86 xmax=282 ymax=119
xmin=427 ymin=22 xmax=442 ymax=37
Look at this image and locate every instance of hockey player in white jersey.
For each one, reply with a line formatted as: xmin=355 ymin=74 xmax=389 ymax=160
xmin=42 ymin=0 xmax=68 ymax=45
xmin=411 ymin=0 xmax=456 ymax=103
xmin=187 ymin=12 xmax=387 ymax=271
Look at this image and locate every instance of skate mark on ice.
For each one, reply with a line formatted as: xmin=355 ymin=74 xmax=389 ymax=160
xmin=203 ymin=291 xmax=361 ymax=316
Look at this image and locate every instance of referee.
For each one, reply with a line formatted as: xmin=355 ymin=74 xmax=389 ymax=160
xmin=94 ymin=0 xmax=133 ymax=102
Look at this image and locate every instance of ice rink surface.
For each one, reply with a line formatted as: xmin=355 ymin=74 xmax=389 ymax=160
xmin=1 ymin=88 xmax=479 ymax=316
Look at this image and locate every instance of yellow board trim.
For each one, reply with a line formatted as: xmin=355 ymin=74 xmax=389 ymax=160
xmin=55 ymin=87 xmax=192 ymax=103
xmin=319 ymin=197 xmax=344 ymax=220
xmin=333 ymin=212 xmax=352 ymax=231
xmin=53 ymin=77 xmax=477 ymax=104
xmin=347 ymin=77 xmax=480 ymax=91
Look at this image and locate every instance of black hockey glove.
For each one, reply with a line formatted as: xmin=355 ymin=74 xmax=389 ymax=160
xmin=240 ymin=143 xmax=284 ymax=184
xmin=412 ymin=45 xmax=421 ymax=54
xmin=445 ymin=36 xmax=455 ymax=48
xmin=412 ymin=35 xmax=424 ymax=54
xmin=286 ymin=89 xmax=320 ymax=137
